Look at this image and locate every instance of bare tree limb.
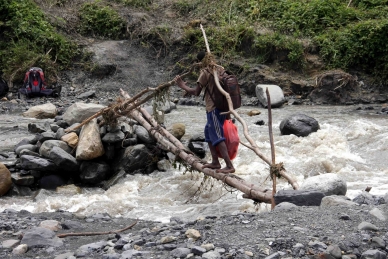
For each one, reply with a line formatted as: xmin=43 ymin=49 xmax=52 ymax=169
xmin=57 ymin=219 xmax=138 ymax=238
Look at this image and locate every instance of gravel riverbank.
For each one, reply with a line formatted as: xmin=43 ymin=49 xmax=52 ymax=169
xmin=1 ymin=203 xmax=387 ymax=259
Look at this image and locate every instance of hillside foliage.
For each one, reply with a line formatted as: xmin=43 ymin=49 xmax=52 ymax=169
xmin=0 ymin=0 xmax=387 ymax=85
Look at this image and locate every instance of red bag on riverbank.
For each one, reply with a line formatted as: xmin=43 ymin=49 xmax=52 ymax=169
xmin=216 ymin=119 xmax=239 ymax=160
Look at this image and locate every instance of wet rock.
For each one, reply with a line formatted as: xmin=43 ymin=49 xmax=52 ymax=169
xmin=80 ymin=160 xmax=110 ymax=184
xmin=11 ymin=173 xmax=34 ymax=186
xmin=279 ymin=113 xmax=320 ymax=137
xmin=48 ymin=146 xmax=79 ymax=173
xmin=20 ymin=155 xmax=58 ymax=172
xmin=188 ymin=141 xmax=207 ymax=158
xmin=134 ymin=125 xmax=155 ymax=144
xmin=39 ymin=174 xmax=66 ymax=190
xmin=114 ymin=144 xmax=153 ymax=174
xmin=274 ymin=190 xmax=325 ymax=206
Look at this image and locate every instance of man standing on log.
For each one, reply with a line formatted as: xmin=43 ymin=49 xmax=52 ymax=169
xmin=174 ymin=52 xmax=235 ymax=174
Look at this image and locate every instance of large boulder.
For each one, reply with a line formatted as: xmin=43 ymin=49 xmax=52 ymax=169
xmin=0 ymin=162 xmax=12 ymax=196
xmin=80 ymin=161 xmax=110 ymax=184
xmin=279 ymin=113 xmax=320 ymax=137
xmin=23 ymin=103 xmax=58 ymax=119
xmin=114 ymin=144 xmax=153 ymax=173
xmin=76 ymin=119 xmax=105 ymax=160
xmin=301 ymin=173 xmax=347 ymax=196
xmin=62 ymin=102 xmax=105 ymax=125
xmin=256 ymin=84 xmax=285 ymax=108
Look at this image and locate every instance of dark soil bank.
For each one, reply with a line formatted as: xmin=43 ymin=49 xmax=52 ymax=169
xmin=1 ymin=203 xmax=387 ymax=259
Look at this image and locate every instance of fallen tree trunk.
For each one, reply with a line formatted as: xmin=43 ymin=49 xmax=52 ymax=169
xmin=120 ymin=89 xmax=274 ymax=204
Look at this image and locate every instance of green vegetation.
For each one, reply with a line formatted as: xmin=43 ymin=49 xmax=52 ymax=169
xmin=0 ymin=0 xmax=77 ymax=84
xmin=178 ymin=0 xmax=388 ymax=81
xmin=1 ymin=0 xmax=388 ymax=85
xmin=79 ymin=1 xmax=126 ymax=39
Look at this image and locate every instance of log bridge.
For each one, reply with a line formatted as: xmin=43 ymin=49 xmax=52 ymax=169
xmin=68 ymin=25 xmax=299 ymax=207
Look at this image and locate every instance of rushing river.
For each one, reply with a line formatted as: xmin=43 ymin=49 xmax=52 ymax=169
xmin=1 ymin=104 xmax=387 ymax=222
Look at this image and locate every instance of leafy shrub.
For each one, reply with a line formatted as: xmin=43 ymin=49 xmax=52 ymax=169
xmin=79 ymin=1 xmax=126 ymax=39
xmin=315 ymin=19 xmax=388 ymax=80
xmin=114 ymin=0 xmax=152 ymax=8
xmin=352 ymin=0 xmax=388 ymax=8
xmin=253 ymin=32 xmax=305 ymax=68
xmin=0 ymin=0 xmax=77 ymax=83
xmin=172 ymin=0 xmax=200 ymax=15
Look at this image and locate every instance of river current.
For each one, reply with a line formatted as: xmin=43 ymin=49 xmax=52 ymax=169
xmin=0 ymin=104 xmax=387 ymax=222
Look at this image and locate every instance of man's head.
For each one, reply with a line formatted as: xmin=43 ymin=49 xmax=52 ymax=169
xmin=196 ymin=51 xmax=206 ymax=62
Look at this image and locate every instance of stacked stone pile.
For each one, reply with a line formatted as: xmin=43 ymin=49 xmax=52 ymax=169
xmin=0 ymin=101 xmax=188 ymax=196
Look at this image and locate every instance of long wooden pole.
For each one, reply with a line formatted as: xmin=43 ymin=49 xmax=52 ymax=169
xmin=199 ymin=25 xmax=298 ymax=190
xmin=266 ymin=88 xmax=276 ymax=209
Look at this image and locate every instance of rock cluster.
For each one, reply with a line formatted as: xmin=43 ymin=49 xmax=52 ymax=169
xmin=1 ymin=101 xmax=187 ymax=196
xmin=0 ymin=201 xmax=387 ymax=259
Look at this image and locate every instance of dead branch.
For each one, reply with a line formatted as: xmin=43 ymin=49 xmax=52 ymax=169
xmin=266 ymin=88 xmax=276 ymax=209
xmin=57 ymin=219 xmax=138 ymax=238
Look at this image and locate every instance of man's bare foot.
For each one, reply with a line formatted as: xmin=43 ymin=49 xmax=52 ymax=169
xmin=202 ymin=163 xmax=221 ymax=169
xmin=216 ymin=167 xmax=235 ymax=174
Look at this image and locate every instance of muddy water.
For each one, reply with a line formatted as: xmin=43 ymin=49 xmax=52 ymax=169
xmin=0 ymin=104 xmax=387 ymax=223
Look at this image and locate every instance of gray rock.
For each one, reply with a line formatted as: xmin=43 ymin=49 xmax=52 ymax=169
xmin=360 ymin=249 xmax=387 ymax=259
xmin=114 ymin=144 xmax=153 ymax=173
xmin=274 ymin=189 xmax=325 ymax=206
xmin=358 ymin=222 xmax=379 ymax=231
xmin=102 ymin=131 xmax=125 ymax=144
xmin=134 ymin=125 xmax=155 ymax=144
xmin=20 ymin=155 xmax=58 ymax=172
xmin=39 ymin=140 xmax=72 ymax=158
xmin=170 ymin=247 xmax=191 ymax=258
xmin=353 ymin=191 xmax=386 ymax=205
xmin=256 ymin=84 xmax=285 ymax=108
xmin=274 ymin=202 xmax=298 ymax=211
xmin=21 ymin=227 xmax=63 ymax=247
xmin=279 ymin=113 xmax=320 ymax=137
xmin=48 ymin=146 xmax=79 ymax=173
xmin=321 ymin=195 xmax=358 ymax=207
xmin=301 ymin=173 xmax=347 ymax=196
xmin=80 ymin=161 xmax=110 ymax=184
xmin=369 ymin=208 xmax=387 ymax=221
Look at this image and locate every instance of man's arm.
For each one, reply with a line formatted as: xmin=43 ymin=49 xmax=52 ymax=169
xmin=174 ymin=75 xmax=202 ymax=96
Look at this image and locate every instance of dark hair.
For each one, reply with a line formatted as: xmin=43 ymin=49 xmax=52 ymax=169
xmin=196 ymin=51 xmax=206 ymax=62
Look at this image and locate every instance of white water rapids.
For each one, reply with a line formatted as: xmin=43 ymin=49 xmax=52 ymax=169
xmin=1 ymin=104 xmax=387 ymax=222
